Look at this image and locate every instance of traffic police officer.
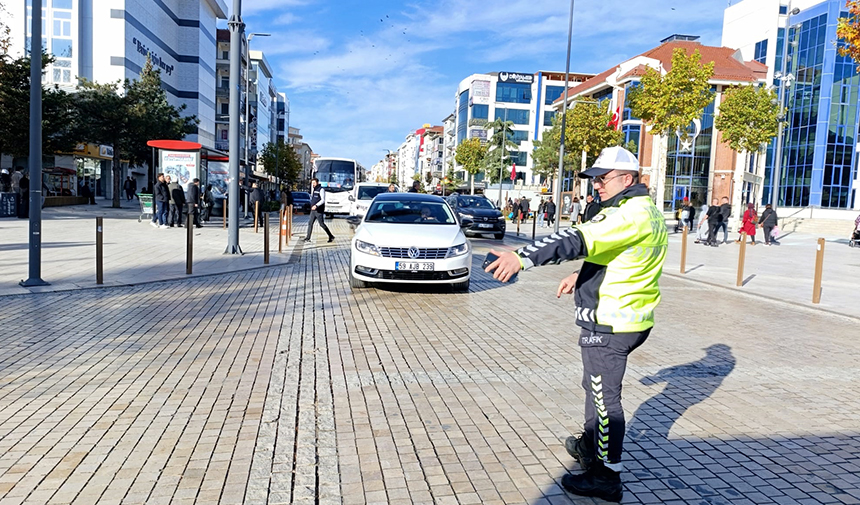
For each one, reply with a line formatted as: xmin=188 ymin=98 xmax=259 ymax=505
xmin=485 ymin=146 xmax=668 ymax=502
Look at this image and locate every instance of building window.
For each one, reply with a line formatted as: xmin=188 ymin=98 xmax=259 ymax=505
xmin=457 ymin=91 xmax=469 ymax=144
xmin=592 ymin=87 xmax=612 ymax=106
xmin=664 ymin=97 xmax=715 ymax=211
xmin=509 ymin=151 xmax=528 ymax=167
xmin=754 ymin=39 xmax=768 ymax=64
xmin=471 ymin=104 xmax=488 ymax=120
xmin=543 ymin=111 xmax=556 ymax=126
xmin=496 ymin=82 xmax=532 ymax=104
xmin=779 ymin=5 xmax=788 ymax=15
xmin=507 ymin=130 xmax=528 ymax=145
xmin=544 ymin=85 xmax=565 ymax=105
xmin=494 ymin=108 xmax=530 ymax=125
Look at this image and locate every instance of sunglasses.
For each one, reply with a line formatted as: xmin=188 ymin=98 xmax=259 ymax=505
xmin=592 ymin=173 xmax=628 ymax=185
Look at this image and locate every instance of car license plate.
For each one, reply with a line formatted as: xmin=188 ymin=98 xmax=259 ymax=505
xmin=395 ymin=262 xmax=434 ymax=271
xmin=478 ymin=223 xmax=493 ymax=228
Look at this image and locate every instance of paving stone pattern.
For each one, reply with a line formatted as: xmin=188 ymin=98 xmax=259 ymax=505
xmin=1 ymin=220 xmax=860 ymax=504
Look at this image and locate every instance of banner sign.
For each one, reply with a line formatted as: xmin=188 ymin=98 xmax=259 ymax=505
xmin=469 ymin=129 xmax=487 ymax=140
xmin=471 ymin=80 xmax=491 ymax=104
xmin=160 ymin=150 xmax=198 ymax=193
xmin=498 ymin=71 xmax=534 ymax=84
xmin=207 ymin=161 xmax=229 ymax=198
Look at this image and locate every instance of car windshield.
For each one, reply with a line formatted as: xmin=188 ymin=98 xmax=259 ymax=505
xmin=357 ymin=186 xmax=389 ymax=200
xmin=365 ymin=201 xmax=456 ymax=224
xmin=292 ymin=192 xmax=309 ymax=200
xmin=457 ymin=197 xmax=495 ymax=209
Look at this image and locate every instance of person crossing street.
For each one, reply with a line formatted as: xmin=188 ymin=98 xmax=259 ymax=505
xmin=484 ymin=146 xmax=668 ymax=503
xmin=303 ymin=178 xmax=335 ymax=243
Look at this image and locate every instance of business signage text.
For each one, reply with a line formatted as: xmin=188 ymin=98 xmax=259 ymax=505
xmin=498 ymin=71 xmax=534 ymax=84
xmin=132 ymin=37 xmax=175 ymax=76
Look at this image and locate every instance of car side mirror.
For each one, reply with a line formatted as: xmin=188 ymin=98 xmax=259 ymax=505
xmin=348 ymin=195 xmax=355 ymax=202
xmin=346 ymin=216 xmax=362 ymax=227
xmin=460 ymin=218 xmax=473 ymax=229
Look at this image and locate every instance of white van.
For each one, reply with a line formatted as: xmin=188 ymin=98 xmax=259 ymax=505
xmin=348 ymin=182 xmax=397 ymax=218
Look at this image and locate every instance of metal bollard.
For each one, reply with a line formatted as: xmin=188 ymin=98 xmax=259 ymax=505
xmin=531 ymin=211 xmax=537 ymax=241
xmin=254 ymin=201 xmax=260 ymax=233
xmin=186 ymin=212 xmax=193 ymax=275
xmin=96 ymin=217 xmax=103 ymax=285
xmin=287 ymin=206 xmax=292 ymax=245
xmin=278 ymin=209 xmax=284 ymax=253
xmin=813 ymin=237 xmax=825 ymax=304
xmin=264 ymin=213 xmax=270 ymax=264
xmin=736 ymin=232 xmax=747 ymax=287
xmin=680 ymin=226 xmax=688 ymax=274
xmin=222 ymin=198 xmax=227 ymax=230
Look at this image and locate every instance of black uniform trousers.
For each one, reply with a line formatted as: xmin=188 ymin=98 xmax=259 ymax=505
xmin=579 ymin=327 xmax=650 ymax=466
xmin=304 ymin=209 xmax=334 ymax=240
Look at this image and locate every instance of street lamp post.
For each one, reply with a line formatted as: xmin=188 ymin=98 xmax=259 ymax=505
xmin=243 ymin=32 xmax=270 ymax=217
xmin=496 ymin=108 xmax=509 ymax=206
xmin=554 ymin=0 xmax=576 ymax=234
xmin=771 ymin=4 xmax=800 ymax=209
xmin=22 ymin=0 xmax=48 ymax=286
xmin=225 ymin=0 xmax=244 ymax=254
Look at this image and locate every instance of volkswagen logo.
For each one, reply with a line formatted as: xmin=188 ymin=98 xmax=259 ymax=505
xmin=408 ymin=246 xmax=420 ymax=259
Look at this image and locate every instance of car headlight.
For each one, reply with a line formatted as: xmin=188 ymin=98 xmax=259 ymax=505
xmin=459 ymin=214 xmax=475 ymax=220
xmin=355 ymin=240 xmax=380 ymax=256
xmin=447 ymin=243 xmax=469 ymax=258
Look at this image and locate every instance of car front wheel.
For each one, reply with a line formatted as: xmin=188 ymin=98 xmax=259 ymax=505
xmin=348 ymin=270 xmax=367 ymax=289
xmin=494 ymin=232 xmax=505 ymax=240
xmin=452 ymin=278 xmax=470 ymax=292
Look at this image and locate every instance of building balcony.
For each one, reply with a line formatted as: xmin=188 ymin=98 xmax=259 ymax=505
xmin=216 ymin=86 xmax=230 ymax=98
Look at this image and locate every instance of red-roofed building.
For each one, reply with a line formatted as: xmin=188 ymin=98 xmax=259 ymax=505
xmin=552 ymin=35 xmax=768 ymax=220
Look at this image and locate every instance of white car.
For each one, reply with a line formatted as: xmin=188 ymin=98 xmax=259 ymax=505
xmin=348 ymin=182 xmax=397 ymax=219
xmin=347 ymin=193 xmax=473 ymax=291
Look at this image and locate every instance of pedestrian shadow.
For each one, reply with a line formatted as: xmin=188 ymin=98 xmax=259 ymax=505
xmin=627 ymin=344 xmax=736 ymax=443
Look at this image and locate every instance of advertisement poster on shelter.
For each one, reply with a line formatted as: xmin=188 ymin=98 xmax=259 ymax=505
xmin=160 ymin=150 xmax=198 ymax=193
xmin=207 ymin=161 xmax=229 ymax=198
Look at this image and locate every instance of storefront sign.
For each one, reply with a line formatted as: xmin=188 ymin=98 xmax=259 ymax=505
xmin=131 ymin=37 xmax=175 ymax=76
xmin=160 ymin=150 xmax=199 ymax=192
xmin=471 ymin=80 xmax=491 ymax=104
xmin=73 ymin=143 xmax=113 ymax=160
xmin=498 ymin=72 xmax=534 ymax=84
xmin=99 ymin=145 xmax=114 ymax=158
xmin=469 ymin=129 xmax=487 ymax=140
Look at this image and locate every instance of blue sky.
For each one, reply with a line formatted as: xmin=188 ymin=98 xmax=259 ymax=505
xmin=238 ymin=0 xmax=730 ymax=169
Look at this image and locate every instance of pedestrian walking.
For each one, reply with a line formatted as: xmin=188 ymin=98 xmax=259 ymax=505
xmin=484 ymin=146 xmax=668 ymax=502
xmin=685 ymin=199 xmax=696 ymax=230
xmin=17 ymin=173 xmax=30 ymax=218
xmin=520 ymin=196 xmax=530 ymax=225
xmin=583 ymin=194 xmax=600 ymax=222
xmin=152 ymin=173 xmax=169 ymax=228
xmin=738 ymin=203 xmax=757 ymax=245
xmin=758 ymin=204 xmax=779 ymax=246
xmin=280 ymin=185 xmax=294 ymax=213
xmin=11 ymin=167 xmax=24 ymax=216
xmin=694 ymin=203 xmax=709 ymax=243
xmin=123 ymin=177 xmax=134 ymax=201
xmin=303 ymin=178 xmax=335 ymax=243
xmin=167 ymin=176 xmax=185 ymax=227
xmin=717 ymin=196 xmax=731 ymax=243
xmin=545 ymin=197 xmax=557 ymax=228
xmin=201 ymin=184 xmax=214 ymax=222
xmin=511 ymin=198 xmax=520 ymax=226
xmin=537 ymin=198 xmax=546 ymax=228
xmin=187 ymin=178 xmax=202 ymax=228
xmin=571 ymin=197 xmax=582 ymax=224
xmin=705 ymin=198 xmax=723 ymax=247
xmin=1 ymin=169 xmax=11 ymax=192
xmin=249 ymin=182 xmax=264 ymax=225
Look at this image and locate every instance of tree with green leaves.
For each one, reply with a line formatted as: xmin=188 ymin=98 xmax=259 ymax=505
xmin=628 ymin=48 xmax=715 ymax=140
xmin=0 ymin=53 xmax=78 ymax=160
xmin=0 ymin=0 xmax=11 ymax=55
xmin=442 ymin=168 xmax=463 ymax=194
xmin=566 ymin=98 xmax=623 ymax=164
xmin=259 ymin=139 xmax=302 ymax=184
xmin=482 ymin=118 xmax=518 ymax=184
xmin=74 ymin=56 xmax=196 ymax=207
xmin=454 ymin=137 xmax=487 ymax=194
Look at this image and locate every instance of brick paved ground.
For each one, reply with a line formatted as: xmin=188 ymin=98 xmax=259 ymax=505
xmin=1 ymin=219 xmax=859 ymax=504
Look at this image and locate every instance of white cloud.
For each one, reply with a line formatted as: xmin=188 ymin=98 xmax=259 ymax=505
xmin=272 ymin=12 xmax=299 ymax=25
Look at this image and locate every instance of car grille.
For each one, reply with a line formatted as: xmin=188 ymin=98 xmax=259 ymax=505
xmin=379 ymin=247 xmax=449 ymax=259
xmin=374 ymin=270 xmax=469 ymax=281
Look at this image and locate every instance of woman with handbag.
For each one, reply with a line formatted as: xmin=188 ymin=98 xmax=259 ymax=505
xmin=758 ymin=204 xmax=779 ymax=246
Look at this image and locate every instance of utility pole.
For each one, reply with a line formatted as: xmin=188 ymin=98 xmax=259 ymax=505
xmin=554 ymin=0 xmax=575 ymax=234
xmin=22 ymin=0 xmax=48 ymax=287
xmin=225 ymin=0 xmax=244 ymax=254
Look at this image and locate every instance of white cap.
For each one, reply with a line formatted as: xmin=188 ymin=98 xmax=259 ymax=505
xmin=579 ymin=146 xmax=640 ymax=178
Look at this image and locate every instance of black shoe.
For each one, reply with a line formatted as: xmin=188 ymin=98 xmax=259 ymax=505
xmin=561 ymin=463 xmax=622 ymax=502
xmin=303 ymin=238 xmax=311 ymax=243
xmin=327 ymin=236 xmax=335 ymax=243
xmin=565 ymin=434 xmax=595 ymax=471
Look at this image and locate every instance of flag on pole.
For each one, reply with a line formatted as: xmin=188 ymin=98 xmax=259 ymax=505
xmin=510 ymin=163 xmax=517 ymax=181
xmin=608 ymin=106 xmax=621 ymax=130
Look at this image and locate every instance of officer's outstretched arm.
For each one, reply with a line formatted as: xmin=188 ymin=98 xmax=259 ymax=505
xmin=515 ymin=228 xmax=589 ymax=269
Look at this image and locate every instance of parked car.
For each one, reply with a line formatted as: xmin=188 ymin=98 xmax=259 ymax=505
xmin=292 ymin=191 xmax=311 ymax=213
xmin=347 ymin=193 xmax=473 ymax=292
xmin=446 ymin=194 xmax=506 ymax=239
xmin=349 ymin=182 xmax=397 ymax=219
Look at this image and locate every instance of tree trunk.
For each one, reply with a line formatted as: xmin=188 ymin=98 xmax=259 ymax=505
xmin=112 ymin=152 xmax=121 ymax=208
